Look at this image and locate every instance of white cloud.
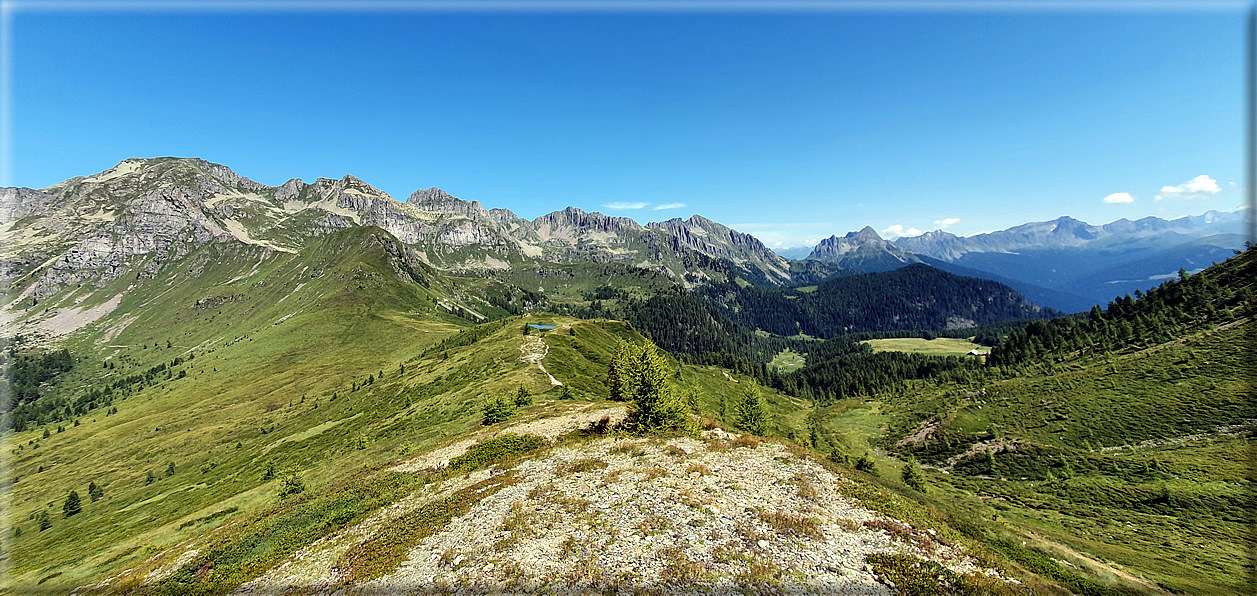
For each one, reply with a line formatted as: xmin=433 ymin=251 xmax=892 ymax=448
xmin=1155 ymin=175 xmax=1221 ymax=201
xmin=882 ymin=224 xmax=922 ymax=239
xmin=1102 ymin=192 xmax=1136 ymax=204
xmin=603 ymin=201 xmax=648 ymax=210
xmin=933 ymin=217 xmax=961 ymax=228
xmin=653 ymin=202 xmax=687 ymax=210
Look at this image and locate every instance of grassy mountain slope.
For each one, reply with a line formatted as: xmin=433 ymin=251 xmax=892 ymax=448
xmin=810 ymin=249 xmax=1256 ymax=595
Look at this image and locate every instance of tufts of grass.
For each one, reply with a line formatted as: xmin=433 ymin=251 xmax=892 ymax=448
xmin=336 ymin=472 xmax=520 ymax=584
xmin=734 ymin=556 xmax=785 ymax=588
xmin=732 ymin=435 xmax=760 ymax=449
xmin=705 ymin=439 xmax=730 ymax=452
xmin=863 ymin=518 xmax=941 ymax=554
xmin=560 ymin=458 xmax=609 ymax=475
xmin=686 ymin=463 xmax=713 ymax=476
xmin=637 ymin=514 xmax=672 ymax=536
xmin=607 ymin=442 xmax=645 ymax=457
xmin=446 ymin=434 xmax=546 ymax=473
xmin=712 ymin=542 xmax=756 ymax=565
xmin=759 ymin=510 xmax=824 ymax=540
xmin=599 ymin=469 xmax=626 ymax=486
xmin=792 ymin=474 xmax=818 ymax=499
xmin=866 ymin=553 xmax=1028 ymax=596
xmin=660 ymin=547 xmax=710 ymax=582
xmin=636 ymin=467 xmax=668 ymax=481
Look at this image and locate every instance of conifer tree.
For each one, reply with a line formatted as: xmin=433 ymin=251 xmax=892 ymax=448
xmin=735 ymin=379 xmax=769 ymax=436
xmin=611 ymin=340 xmax=692 ymax=434
xmin=902 ymin=458 xmax=927 ymax=492
xmin=63 ymin=490 xmax=82 ymax=517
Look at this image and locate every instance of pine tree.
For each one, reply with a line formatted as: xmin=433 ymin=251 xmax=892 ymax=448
xmin=513 ymin=383 xmax=533 ymax=406
xmin=902 ymin=458 xmax=927 ymax=492
xmin=613 ymin=341 xmax=692 ymax=434
xmin=278 ymin=473 xmax=305 ymax=497
xmin=481 ymin=395 xmax=517 ymax=425
xmin=88 ymin=481 xmax=103 ymax=502
xmin=734 ymin=379 xmax=769 ymax=436
xmin=63 ymin=490 xmax=82 ymax=517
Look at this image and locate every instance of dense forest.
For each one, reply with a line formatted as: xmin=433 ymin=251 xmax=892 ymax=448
xmin=989 ymin=246 xmax=1255 ymax=367
xmin=697 ymin=264 xmax=1059 ymax=339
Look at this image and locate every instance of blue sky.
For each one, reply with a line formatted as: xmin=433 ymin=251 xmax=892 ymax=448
xmin=7 ymin=5 xmax=1249 ymax=248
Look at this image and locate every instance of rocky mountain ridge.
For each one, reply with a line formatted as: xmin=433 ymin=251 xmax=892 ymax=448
xmin=0 ymin=158 xmax=791 ymax=313
xmin=804 ymin=227 xmax=923 ymax=272
xmin=893 ymin=212 xmax=1248 ymax=259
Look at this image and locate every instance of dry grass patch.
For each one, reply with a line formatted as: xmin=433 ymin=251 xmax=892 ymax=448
xmin=637 ymin=514 xmax=672 ymax=535
xmin=735 ymin=556 xmax=785 ymax=588
xmin=661 ymin=547 xmax=711 ymax=582
xmin=599 ymin=469 xmax=626 ymax=486
xmin=705 ymin=439 xmax=730 ymax=452
xmin=712 ymin=541 xmax=756 ymax=565
xmin=608 ymin=442 xmax=645 ymax=457
xmin=560 ymin=457 xmax=608 ymax=474
xmin=833 ymin=517 xmax=861 ymax=532
xmin=677 ymin=488 xmax=711 ymax=511
xmin=792 ymin=473 xmax=818 ymax=499
xmin=864 ymin=518 xmax=939 ymax=553
xmin=736 ymin=521 xmax=771 ymax=544
xmin=634 ymin=466 xmax=668 ymax=481
xmin=558 ymin=535 xmax=578 ymax=559
xmin=732 ymin=435 xmax=760 ymax=449
xmin=759 ymin=510 xmax=824 ymax=540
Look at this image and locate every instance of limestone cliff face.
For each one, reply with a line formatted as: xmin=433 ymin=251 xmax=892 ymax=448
xmin=647 ymin=215 xmax=791 ymax=283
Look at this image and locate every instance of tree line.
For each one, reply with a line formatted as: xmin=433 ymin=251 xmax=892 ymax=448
xmin=989 ymin=247 xmax=1255 ymax=368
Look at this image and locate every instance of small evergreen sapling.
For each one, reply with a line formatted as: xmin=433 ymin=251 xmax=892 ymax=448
xmin=63 ymin=490 xmax=82 ymax=517
xmin=734 ymin=379 xmax=769 ymax=436
xmin=901 ymin=458 xmax=927 ymax=492
xmin=513 ymin=384 xmax=533 ymax=407
xmin=855 ymin=453 xmax=880 ymax=476
xmin=481 ymin=395 xmax=517 ymax=425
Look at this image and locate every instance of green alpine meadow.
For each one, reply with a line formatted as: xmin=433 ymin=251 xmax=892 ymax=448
xmin=1 ymin=157 xmax=1251 ymax=594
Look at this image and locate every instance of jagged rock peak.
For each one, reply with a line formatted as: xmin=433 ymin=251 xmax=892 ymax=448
xmin=849 ymin=226 xmax=882 ymax=241
xmin=534 ymin=206 xmax=643 ymax=231
xmin=337 ymin=174 xmax=391 ymax=196
xmin=406 ymin=187 xmax=489 ymax=219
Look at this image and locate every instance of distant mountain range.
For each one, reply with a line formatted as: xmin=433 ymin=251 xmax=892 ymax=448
xmin=784 ymin=210 xmax=1249 ymax=311
xmin=2 ymin=157 xmax=1248 ymax=333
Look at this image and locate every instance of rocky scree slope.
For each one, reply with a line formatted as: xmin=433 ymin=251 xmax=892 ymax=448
xmin=223 ymin=426 xmax=1014 ymax=595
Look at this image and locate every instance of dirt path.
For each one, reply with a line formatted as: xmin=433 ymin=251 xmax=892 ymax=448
xmin=520 ymin=334 xmax=562 ymax=386
xmin=388 ymin=405 xmax=626 ymax=474
xmin=1023 ymin=531 xmax=1166 ymax=593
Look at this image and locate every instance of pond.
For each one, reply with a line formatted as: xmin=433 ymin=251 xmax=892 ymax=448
xmin=528 ymin=324 xmax=556 ymax=329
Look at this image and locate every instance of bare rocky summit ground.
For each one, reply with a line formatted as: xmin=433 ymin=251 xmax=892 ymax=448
xmin=232 ymin=411 xmax=1011 ymax=595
